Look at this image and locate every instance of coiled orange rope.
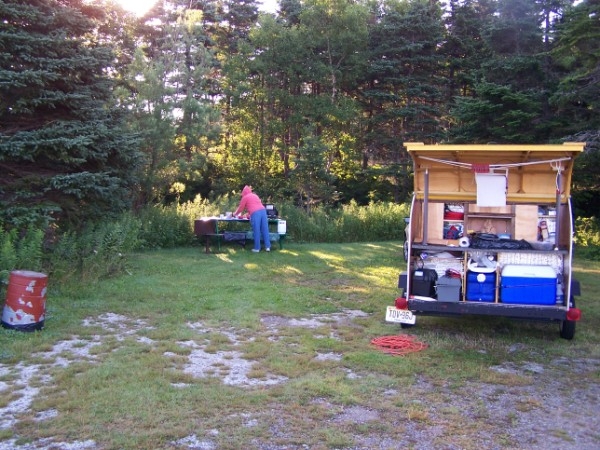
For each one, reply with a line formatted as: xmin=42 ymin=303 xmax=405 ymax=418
xmin=371 ymin=335 xmax=428 ymax=356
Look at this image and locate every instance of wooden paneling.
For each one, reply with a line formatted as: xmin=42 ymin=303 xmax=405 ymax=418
xmin=406 ymin=142 xmax=585 ymax=204
xmin=514 ymin=205 xmax=538 ymax=241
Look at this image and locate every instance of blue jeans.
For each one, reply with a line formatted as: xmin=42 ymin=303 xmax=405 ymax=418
xmin=250 ymin=209 xmax=270 ymax=251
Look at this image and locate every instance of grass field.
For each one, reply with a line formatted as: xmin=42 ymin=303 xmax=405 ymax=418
xmin=0 ymin=242 xmax=599 ymax=449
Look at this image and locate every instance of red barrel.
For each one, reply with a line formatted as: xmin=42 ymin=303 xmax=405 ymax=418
xmin=2 ymin=270 xmax=48 ymax=332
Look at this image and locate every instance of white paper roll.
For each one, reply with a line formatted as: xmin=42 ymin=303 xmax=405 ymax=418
xmin=459 ymin=236 xmax=470 ymax=247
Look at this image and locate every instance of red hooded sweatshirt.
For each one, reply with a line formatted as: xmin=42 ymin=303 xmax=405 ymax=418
xmin=234 ymin=185 xmax=265 ymax=216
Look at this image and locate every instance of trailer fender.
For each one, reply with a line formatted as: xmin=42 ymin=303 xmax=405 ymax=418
xmin=570 ymin=278 xmax=581 ymax=297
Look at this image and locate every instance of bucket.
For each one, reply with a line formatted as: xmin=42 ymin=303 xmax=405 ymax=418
xmin=2 ymin=270 xmax=48 ymax=332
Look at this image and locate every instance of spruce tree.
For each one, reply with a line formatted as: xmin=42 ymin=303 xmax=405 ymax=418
xmin=448 ymin=0 xmax=551 ymax=143
xmin=359 ymin=0 xmax=445 ymax=202
xmin=0 ymin=0 xmax=142 ymax=229
xmin=550 ymin=0 xmax=600 ymax=216
xmin=550 ymin=0 xmax=600 ymax=135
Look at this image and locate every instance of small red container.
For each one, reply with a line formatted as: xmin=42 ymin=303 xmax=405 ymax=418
xmin=2 ymin=270 xmax=48 ymax=332
xmin=443 ymin=211 xmax=464 ymax=220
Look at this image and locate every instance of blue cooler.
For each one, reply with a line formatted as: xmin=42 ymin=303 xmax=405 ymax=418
xmin=500 ymin=265 xmax=557 ymax=305
xmin=466 ymin=270 xmax=496 ymax=302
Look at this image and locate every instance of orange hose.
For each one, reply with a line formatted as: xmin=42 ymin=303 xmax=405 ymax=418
xmin=371 ymin=335 xmax=428 ymax=356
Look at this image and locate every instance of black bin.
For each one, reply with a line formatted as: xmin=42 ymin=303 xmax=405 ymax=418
xmin=411 ymin=268 xmax=438 ymax=297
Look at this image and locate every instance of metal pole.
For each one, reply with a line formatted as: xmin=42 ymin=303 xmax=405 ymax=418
xmin=422 ymin=168 xmax=429 ymax=245
xmin=554 ymin=168 xmax=562 ymax=250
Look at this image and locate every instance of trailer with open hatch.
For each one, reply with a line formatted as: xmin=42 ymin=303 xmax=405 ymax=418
xmin=386 ymin=142 xmax=586 ymax=339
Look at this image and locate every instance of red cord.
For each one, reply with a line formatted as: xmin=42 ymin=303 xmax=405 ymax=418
xmin=371 ymin=335 xmax=428 ymax=356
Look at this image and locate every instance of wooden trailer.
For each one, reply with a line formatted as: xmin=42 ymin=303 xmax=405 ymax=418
xmin=387 ymin=142 xmax=586 ymax=339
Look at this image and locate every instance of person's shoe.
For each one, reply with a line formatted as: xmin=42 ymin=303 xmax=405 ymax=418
xmin=266 ymin=248 xmax=271 ymax=252
xmin=252 ymin=249 xmax=260 ymax=253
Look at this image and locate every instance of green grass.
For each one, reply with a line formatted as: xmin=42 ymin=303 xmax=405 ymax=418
xmin=0 ymin=242 xmax=599 ymax=449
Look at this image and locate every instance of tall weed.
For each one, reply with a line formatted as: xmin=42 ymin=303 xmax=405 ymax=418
xmin=0 ymin=229 xmax=18 ymax=296
xmin=49 ymin=214 xmax=142 ymax=284
xmin=274 ymin=200 xmax=410 ymax=243
xmin=16 ymin=228 xmax=44 ymax=271
xmin=137 ymin=205 xmax=194 ymax=249
xmin=0 ymin=227 xmax=44 ymax=273
xmin=168 ymin=196 xmax=410 ymax=244
xmin=0 ymin=229 xmax=18 ymax=276
xmin=0 ymin=227 xmax=45 ymax=297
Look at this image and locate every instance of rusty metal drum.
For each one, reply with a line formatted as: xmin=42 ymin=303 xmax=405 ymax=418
xmin=2 ymin=270 xmax=48 ymax=331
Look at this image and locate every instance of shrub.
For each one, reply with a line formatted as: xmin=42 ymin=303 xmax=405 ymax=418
xmin=574 ymin=216 xmax=600 ymax=260
xmin=177 ymin=193 xmax=240 ymax=220
xmin=3 ymin=203 xmax=598 ymax=292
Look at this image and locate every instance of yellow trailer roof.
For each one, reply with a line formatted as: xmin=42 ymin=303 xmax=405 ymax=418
xmin=404 ymin=142 xmax=586 ymax=203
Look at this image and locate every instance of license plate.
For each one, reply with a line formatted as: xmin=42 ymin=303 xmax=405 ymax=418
xmin=385 ymin=306 xmax=416 ymax=325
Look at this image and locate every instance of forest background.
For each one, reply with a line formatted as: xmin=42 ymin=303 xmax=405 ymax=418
xmin=1 ymin=0 xmax=600 ymax=279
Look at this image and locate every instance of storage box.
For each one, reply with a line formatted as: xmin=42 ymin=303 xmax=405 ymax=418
xmin=500 ymin=265 xmax=557 ymax=305
xmin=436 ymin=276 xmax=462 ymax=302
xmin=466 ymin=271 xmax=496 ymax=302
xmin=411 ymin=268 xmax=437 ymax=297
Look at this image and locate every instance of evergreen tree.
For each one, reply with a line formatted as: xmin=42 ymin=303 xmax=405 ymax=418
xmin=441 ymin=0 xmax=494 ymax=101
xmin=448 ymin=0 xmax=554 ymax=143
xmin=221 ymin=0 xmax=260 ymax=52
xmin=550 ymin=0 xmax=600 ymax=216
xmin=359 ymin=0 xmax=445 ymax=202
xmin=550 ymin=0 xmax=600 ymax=135
xmin=279 ymin=0 xmax=302 ymax=24
xmin=0 ymin=0 xmax=142 ymax=229
xmin=3 ymin=0 xmax=596 ymax=218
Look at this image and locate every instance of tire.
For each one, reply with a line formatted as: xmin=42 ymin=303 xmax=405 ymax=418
xmin=560 ymin=320 xmax=576 ymax=340
xmin=559 ymin=296 xmax=576 ymax=340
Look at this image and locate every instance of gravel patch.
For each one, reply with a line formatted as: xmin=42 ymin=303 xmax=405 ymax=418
xmin=0 ymin=310 xmax=598 ymax=449
xmin=170 ymin=339 xmax=288 ymax=386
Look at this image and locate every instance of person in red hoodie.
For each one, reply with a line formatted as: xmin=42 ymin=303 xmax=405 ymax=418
xmin=234 ymin=185 xmax=271 ymax=252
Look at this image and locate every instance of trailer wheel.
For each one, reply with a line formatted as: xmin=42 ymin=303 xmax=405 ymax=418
xmin=559 ymin=296 xmax=576 ymax=340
